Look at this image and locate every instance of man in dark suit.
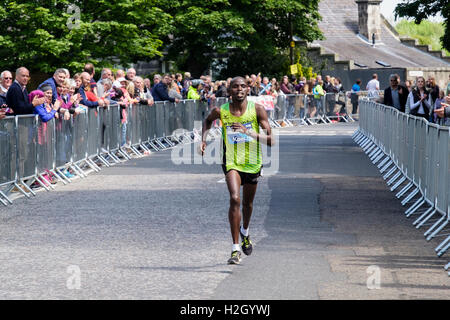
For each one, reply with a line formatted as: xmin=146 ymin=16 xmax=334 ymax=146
xmin=383 ymin=74 xmax=408 ymax=113
xmin=6 ymin=67 xmax=44 ymax=115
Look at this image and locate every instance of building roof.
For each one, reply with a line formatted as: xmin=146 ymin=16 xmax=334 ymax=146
xmin=315 ymin=0 xmax=449 ymax=68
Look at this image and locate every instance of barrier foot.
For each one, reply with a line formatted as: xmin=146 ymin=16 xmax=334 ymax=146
xmin=445 ymin=262 xmax=450 ymax=269
xmin=13 ymin=182 xmax=31 ymax=198
xmin=370 ymin=147 xmax=382 ymax=160
xmin=360 ymin=137 xmax=371 ymax=149
xmin=130 ymin=145 xmax=143 ymax=157
xmin=425 ymin=218 xmax=448 ymax=240
xmin=354 ymin=133 xmax=365 ymax=144
xmin=387 ymin=171 xmax=402 ymax=186
xmin=163 ymin=137 xmax=175 ymax=148
xmin=155 ymin=138 xmax=167 ymax=150
xmin=71 ymin=164 xmax=86 ymax=179
xmin=377 ymin=156 xmax=390 ymax=169
xmin=49 ymin=169 xmax=66 ymax=185
xmin=55 ymin=168 xmax=71 ymax=184
xmin=415 ymin=208 xmax=437 ymax=229
xmin=20 ymin=180 xmax=36 ymax=197
xmin=37 ymin=173 xmax=54 ymax=191
xmin=98 ymin=154 xmax=112 ymax=167
xmin=402 ymin=188 xmax=419 ymax=206
xmin=108 ymin=151 xmax=121 ymax=163
xmin=118 ymin=148 xmax=132 ymax=160
xmin=383 ymin=166 xmax=397 ymax=181
xmin=0 ymin=190 xmax=13 ymax=205
xmin=436 ymin=234 xmax=450 ymax=253
xmin=380 ymin=160 xmax=393 ymax=173
xmin=372 ymin=151 xmax=385 ymax=165
xmin=147 ymin=141 xmax=160 ymax=152
xmin=390 ymin=175 xmax=406 ymax=192
xmin=396 ymin=182 xmax=413 ymax=199
xmin=86 ymin=158 xmax=101 ymax=172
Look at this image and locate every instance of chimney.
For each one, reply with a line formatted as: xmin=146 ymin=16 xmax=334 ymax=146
xmin=355 ymin=0 xmax=383 ymax=42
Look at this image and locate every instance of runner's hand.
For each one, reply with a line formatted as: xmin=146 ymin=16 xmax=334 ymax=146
xmin=231 ymin=122 xmax=247 ymax=134
xmin=199 ymin=141 xmax=206 ymax=156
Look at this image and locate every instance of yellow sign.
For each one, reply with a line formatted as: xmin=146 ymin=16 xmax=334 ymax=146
xmin=290 ymin=64 xmax=298 ymax=75
xmin=290 ymin=41 xmax=295 ymax=48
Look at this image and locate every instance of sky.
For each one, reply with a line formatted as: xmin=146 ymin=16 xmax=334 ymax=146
xmin=380 ymin=0 xmax=444 ymax=24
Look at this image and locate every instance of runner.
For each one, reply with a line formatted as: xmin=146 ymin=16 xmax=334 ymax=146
xmin=201 ymin=76 xmax=274 ymax=264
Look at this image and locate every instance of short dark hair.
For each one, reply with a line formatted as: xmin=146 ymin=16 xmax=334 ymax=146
xmin=84 ymin=63 xmax=95 ymax=75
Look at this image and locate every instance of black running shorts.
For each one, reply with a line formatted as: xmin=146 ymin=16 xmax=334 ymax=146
xmin=222 ymin=165 xmax=261 ymax=185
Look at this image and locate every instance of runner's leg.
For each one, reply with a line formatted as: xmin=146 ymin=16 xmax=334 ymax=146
xmin=226 ymin=170 xmax=242 ymax=245
xmin=242 ymin=183 xmax=258 ymax=230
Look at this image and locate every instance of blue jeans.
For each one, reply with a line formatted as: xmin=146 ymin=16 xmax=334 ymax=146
xmin=121 ymin=122 xmax=127 ymax=146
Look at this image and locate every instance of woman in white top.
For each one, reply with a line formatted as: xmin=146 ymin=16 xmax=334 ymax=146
xmin=408 ymin=76 xmax=432 ymax=120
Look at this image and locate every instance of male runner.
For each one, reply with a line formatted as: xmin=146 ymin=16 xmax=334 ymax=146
xmin=201 ymin=77 xmax=274 ymax=264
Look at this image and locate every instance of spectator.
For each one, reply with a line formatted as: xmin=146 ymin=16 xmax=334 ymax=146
xmin=84 ymin=63 xmax=98 ymax=96
xmin=426 ymin=76 xmax=440 ymax=105
xmin=144 ymin=78 xmax=151 ymax=92
xmin=37 ymin=68 xmax=67 ymax=104
xmin=432 ymin=90 xmax=447 ymax=124
xmin=152 ymin=74 xmax=180 ymax=103
xmin=73 ymin=73 xmax=82 ymax=94
xmin=182 ymin=72 xmax=192 ymax=98
xmin=215 ymin=81 xmax=228 ymax=98
xmin=0 ymin=70 xmax=12 ymax=95
xmin=313 ymin=79 xmax=325 ymax=115
xmin=32 ymin=86 xmax=61 ymax=122
xmin=0 ymin=70 xmax=13 ymax=108
xmin=323 ymin=75 xmax=337 ymax=116
xmin=383 ymin=74 xmax=408 ymax=113
xmin=334 ymin=77 xmax=346 ymax=116
xmin=259 ymin=77 xmax=271 ymax=95
xmin=115 ymin=69 xmax=125 ymax=80
xmin=405 ymin=80 xmax=412 ymax=92
xmin=306 ymin=80 xmax=316 ymax=119
xmin=408 ymin=76 xmax=432 ymax=120
xmin=350 ymin=79 xmax=361 ymax=115
xmin=175 ymin=73 xmax=183 ymax=94
xmin=6 ymin=67 xmax=45 ymax=115
xmin=97 ymin=68 xmax=113 ymax=97
xmin=434 ymin=94 xmax=450 ymax=122
xmin=169 ymin=80 xmax=182 ymax=101
xmin=152 ymin=74 xmax=162 ymax=91
xmin=133 ymin=76 xmax=154 ymax=106
xmin=366 ymin=73 xmax=380 ymax=100
xmin=79 ymin=72 xmax=108 ymax=108
xmin=126 ymin=68 xmax=137 ymax=82
xmin=187 ymin=79 xmax=203 ymax=100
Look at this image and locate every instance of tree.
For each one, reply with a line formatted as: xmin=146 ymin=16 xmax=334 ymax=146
xmin=0 ymin=0 xmax=172 ymax=73
xmin=164 ymin=0 xmax=323 ymax=78
xmin=394 ymin=0 xmax=449 ymax=52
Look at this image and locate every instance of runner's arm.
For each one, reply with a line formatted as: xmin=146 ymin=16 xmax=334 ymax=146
xmin=201 ymin=107 xmax=221 ymax=154
xmin=247 ymin=103 xmax=274 ymax=146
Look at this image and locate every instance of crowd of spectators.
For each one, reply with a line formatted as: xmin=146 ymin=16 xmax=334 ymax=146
xmin=1 ymin=66 xmax=449 ymax=127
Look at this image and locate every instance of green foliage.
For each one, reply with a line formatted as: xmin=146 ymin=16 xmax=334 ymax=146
xmin=0 ymin=0 xmax=171 ymax=73
xmin=395 ymin=19 xmax=449 ymax=55
xmin=0 ymin=0 xmax=323 ymax=77
xmin=394 ymin=0 xmax=449 ymax=52
xmin=165 ymin=0 xmax=323 ymax=78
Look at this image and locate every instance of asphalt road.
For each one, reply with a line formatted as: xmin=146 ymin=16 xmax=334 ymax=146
xmin=0 ymin=122 xmax=448 ymax=299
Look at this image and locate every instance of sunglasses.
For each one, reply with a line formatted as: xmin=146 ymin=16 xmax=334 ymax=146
xmin=3 ymin=77 xmax=12 ymax=80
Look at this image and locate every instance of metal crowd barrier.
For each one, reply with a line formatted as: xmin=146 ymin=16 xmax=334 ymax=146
xmin=269 ymin=91 xmax=385 ymax=127
xmin=0 ymin=100 xmax=209 ymax=206
xmin=353 ymin=99 xmax=450 ymax=275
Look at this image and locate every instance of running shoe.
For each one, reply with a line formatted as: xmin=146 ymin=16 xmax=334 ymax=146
xmin=227 ymin=250 xmax=241 ymax=265
xmin=240 ymin=231 xmax=253 ymax=256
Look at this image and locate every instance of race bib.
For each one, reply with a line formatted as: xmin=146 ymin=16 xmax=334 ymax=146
xmin=226 ymin=122 xmax=254 ymax=144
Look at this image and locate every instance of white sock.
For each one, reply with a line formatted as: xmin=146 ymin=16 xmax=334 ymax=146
xmin=232 ymin=244 xmax=241 ymax=252
xmin=240 ymin=225 xmax=249 ymax=237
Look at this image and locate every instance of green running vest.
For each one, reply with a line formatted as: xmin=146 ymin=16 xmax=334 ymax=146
xmin=220 ymin=101 xmax=262 ymax=173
